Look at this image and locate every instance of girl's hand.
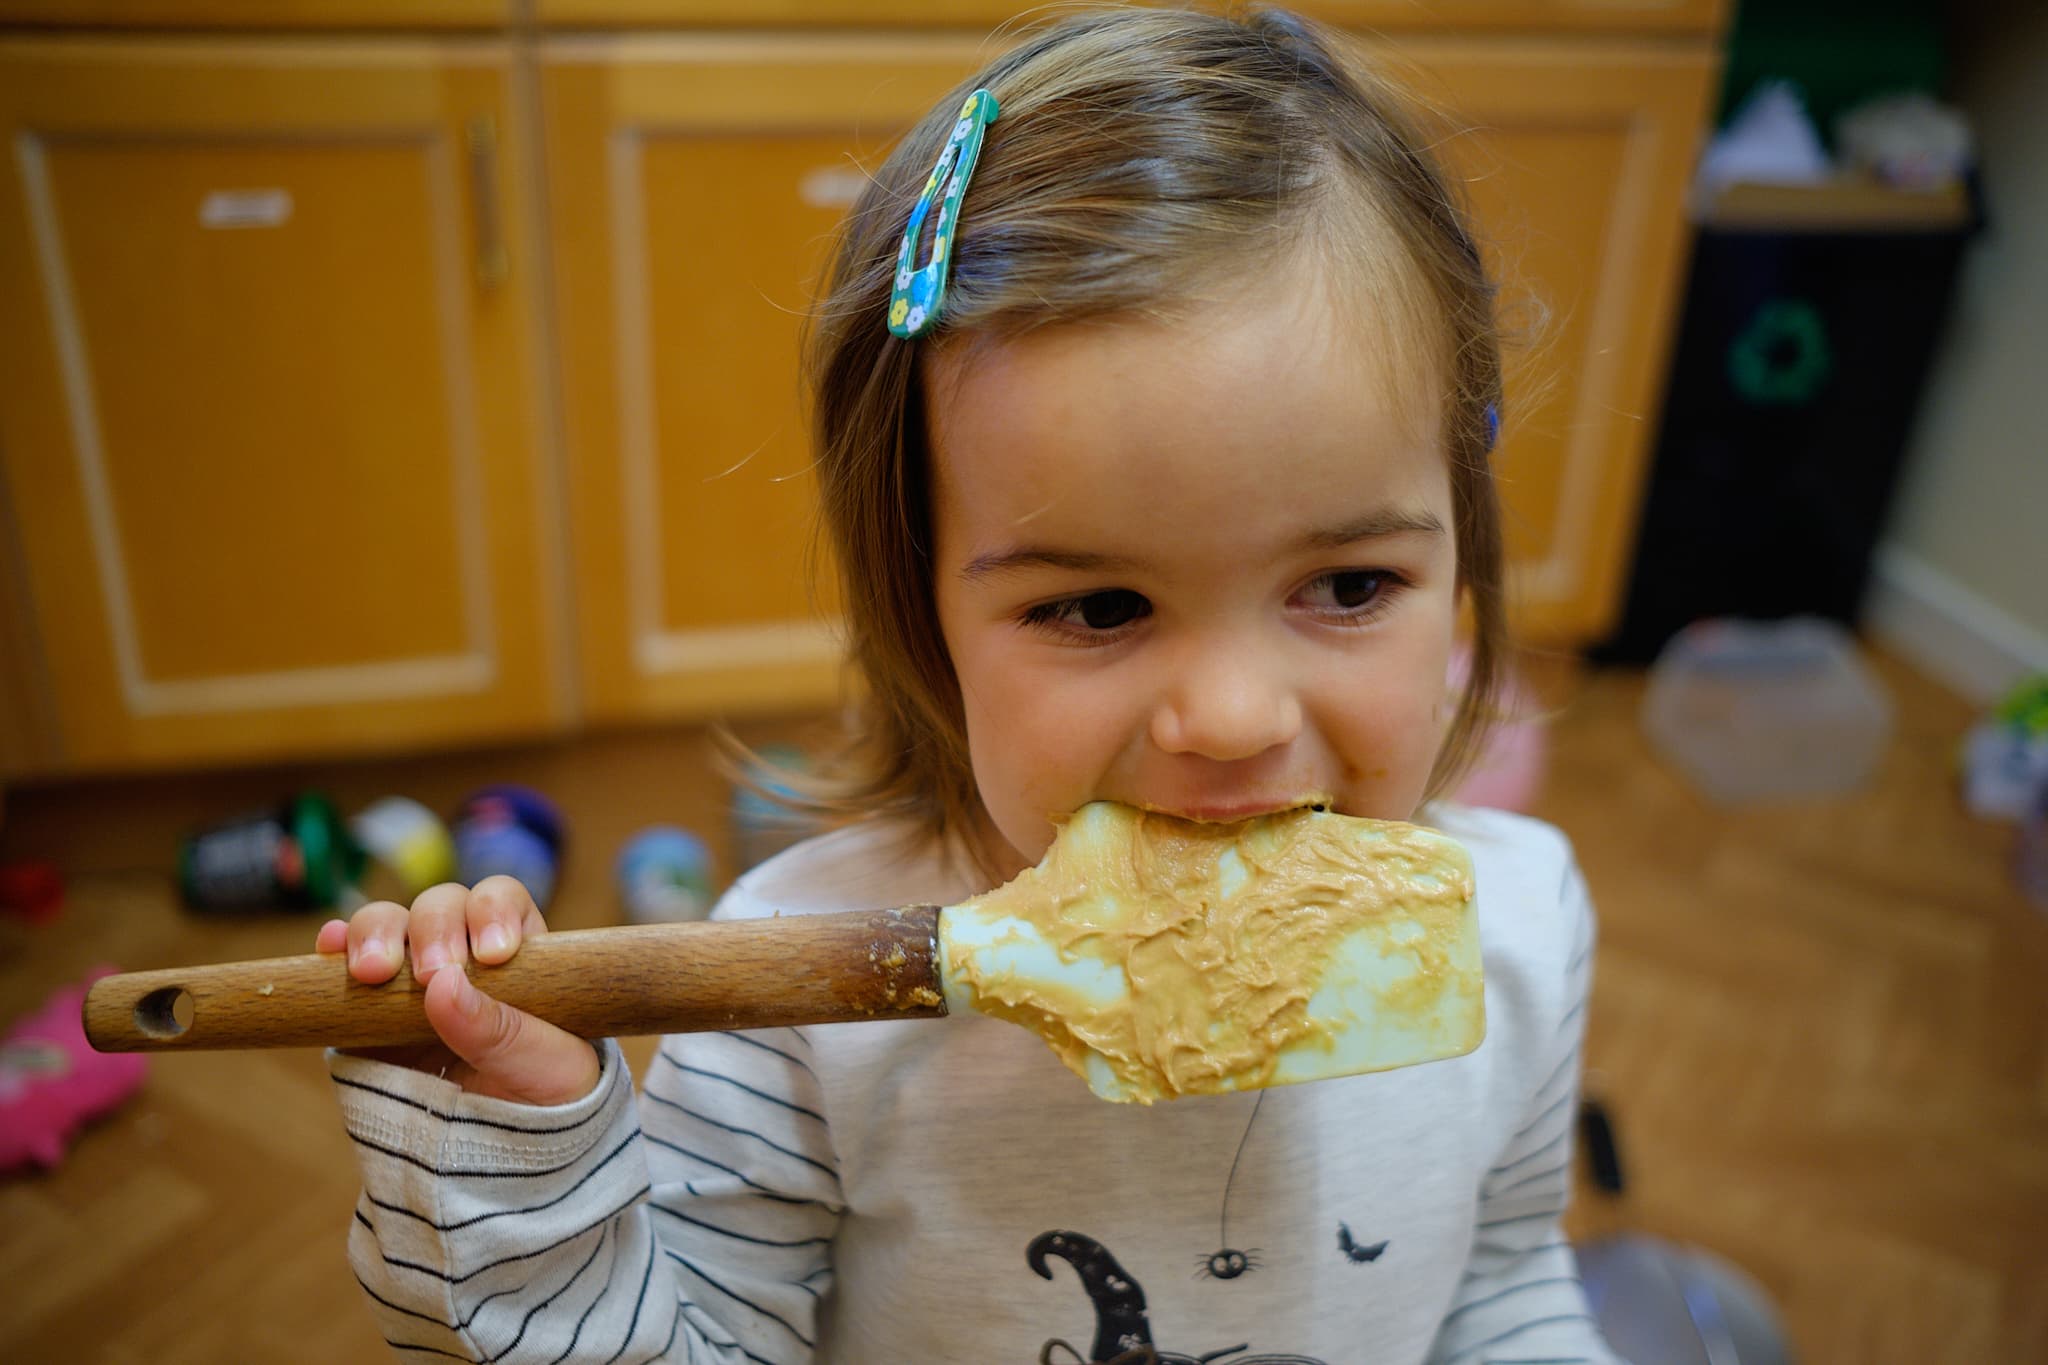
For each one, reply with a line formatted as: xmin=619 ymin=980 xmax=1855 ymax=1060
xmin=314 ymin=877 xmax=602 ymax=1107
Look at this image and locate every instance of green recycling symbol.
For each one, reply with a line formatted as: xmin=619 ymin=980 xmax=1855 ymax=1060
xmin=1728 ymin=298 xmax=1833 ymax=405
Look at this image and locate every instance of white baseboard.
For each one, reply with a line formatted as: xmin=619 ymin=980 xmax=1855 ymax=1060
xmin=1866 ymin=544 xmax=2048 ymax=704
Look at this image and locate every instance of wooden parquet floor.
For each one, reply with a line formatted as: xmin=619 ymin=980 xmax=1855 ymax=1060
xmin=1 ymin=654 xmax=2043 ymax=1363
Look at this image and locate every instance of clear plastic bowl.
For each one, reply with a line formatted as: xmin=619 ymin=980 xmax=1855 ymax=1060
xmin=1642 ymin=617 xmax=1893 ymax=803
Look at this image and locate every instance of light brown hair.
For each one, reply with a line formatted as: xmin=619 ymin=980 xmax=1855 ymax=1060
xmin=786 ymin=4 xmax=1506 ymax=870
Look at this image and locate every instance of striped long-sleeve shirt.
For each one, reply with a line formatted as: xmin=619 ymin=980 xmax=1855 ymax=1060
xmin=330 ymin=803 xmax=1626 ymax=1364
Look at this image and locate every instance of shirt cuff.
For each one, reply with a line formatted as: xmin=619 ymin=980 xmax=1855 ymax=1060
xmin=327 ymin=1038 xmax=627 ymax=1174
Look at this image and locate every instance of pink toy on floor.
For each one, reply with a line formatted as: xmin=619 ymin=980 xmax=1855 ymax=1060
xmin=1 ymin=966 xmax=148 ymax=1172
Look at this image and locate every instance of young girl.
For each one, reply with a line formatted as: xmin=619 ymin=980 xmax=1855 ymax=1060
xmin=316 ymin=8 xmax=1618 ymax=1362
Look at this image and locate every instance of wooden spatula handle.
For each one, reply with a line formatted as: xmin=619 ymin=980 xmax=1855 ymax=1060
xmin=83 ymin=906 xmax=947 ymax=1053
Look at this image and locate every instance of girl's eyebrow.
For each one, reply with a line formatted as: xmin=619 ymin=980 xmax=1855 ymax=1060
xmin=958 ymin=547 xmax=1135 ymax=582
xmin=960 ymin=508 xmax=1445 ymax=582
xmin=1297 ymin=507 xmax=1447 ymax=548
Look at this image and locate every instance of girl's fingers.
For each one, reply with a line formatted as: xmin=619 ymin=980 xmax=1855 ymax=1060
xmin=345 ymin=902 xmax=411 ymax=983
xmin=405 ymin=882 xmax=477 ymax=981
xmin=314 ymin=918 xmax=349 ymax=954
xmin=422 ymin=967 xmax=601 ymax=1107
xmin=465 ymin=875 xmax=542 ymax=965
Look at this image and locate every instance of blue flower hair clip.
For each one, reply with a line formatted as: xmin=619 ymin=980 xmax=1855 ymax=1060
xmin=1484 ymin=403 xmax=1500 ymax=452
xmin=888 ymin=89 xmax=1001 ymax=339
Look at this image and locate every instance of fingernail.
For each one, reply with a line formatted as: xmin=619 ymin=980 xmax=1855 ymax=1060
xmin=479 ymin=925 xmax=511 ymax=958
xmin=360 ymin=936 xmax=385 ymax=968
xmin=414 ymin=944 xmax=447 ymax=977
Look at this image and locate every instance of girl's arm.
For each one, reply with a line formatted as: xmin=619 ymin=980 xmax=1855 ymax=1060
xmin=1425 ymin=861 xmax=1625 ymax=1365
xmin=331 ymin=1025 xmax=842 ymax=1363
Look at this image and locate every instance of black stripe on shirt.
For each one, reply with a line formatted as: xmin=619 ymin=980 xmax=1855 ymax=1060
xmin=599 ymin=1225 xmax=660 ymax=1365
xmin=670 ymin=1250 xmax=814 ymax=1350
xmin=1509 ymin=1093 xmax=1573 ymax=1145
xmin=1440 ymin=1312 xmax=1596 ymax=1362
xmin=647 ymin=1197 xmax=833 ymax=1249
xmin=716 ymin=1029 xmax=817 ymax=1078
xmin=333 ymin=1063 xmax=616 ymax=1136
xmin=373 ymin=1185 xmax=650 ymax=1286
xmin=473 ymin=1224 xmax=609 ymax=1363
xmin=1440 ymin=1274 xmax=1584 ymax=1328
xmin=641 ymin=1132 xmax=833 ymax=1209
xmin=363 ymin=1129 xmax=642 ymax=1230
xmin=547 ymin=1216 xmax=624 ymax=1365
xmin=1528 ymin=1047 xmax=1581 ymax=1112
xmin=349 ymin=1119 xmax=630 ymax=1181
xmin=1462 ymin=1241 xmax=1568 ymax=1283
xmin=661 ymin=1055 xmax=828 ymax=1126
xmin=641 ymin=1090 xmax=841 ymax=1184
xmin=1475 ymin=1235 xmax=1568 ymax=1260
xmin=357 ymin=1204 xmax=505 ymax=1330
xmin=1487 ymin=1162 xmax=1571 ymax=1199
xmin=677 ymin=1299 xmax=774 ymax=1363
xmin=355 ymin=1270 xmax=473 ymax=1334
xmin=383 ymin=1340 xmax=475 ymax=1359
xmin=1488 ymin=1129 xmax=1569 ymax=1181
xmin=625 ymin=1297 xmax=685 ymax=1365
xmin=354 ymin=1268 xmax=532 ymax=1342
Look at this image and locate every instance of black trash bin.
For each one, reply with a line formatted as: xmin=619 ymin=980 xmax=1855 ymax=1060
xmin=1594 ymin=181 xmax=1978 ymax=664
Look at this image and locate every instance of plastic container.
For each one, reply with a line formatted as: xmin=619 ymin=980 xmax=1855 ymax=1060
xmin=453 ymin=784 xmax=565 ymax=910
xmin=350 ymin=796 xmax=459 ymax=901
xmin=616 ymin=827 xmax=715 ymax=923
xmin=1643 ymin=617 xmax=1891 ymax=803
xmin=1959 ymin=676 xmax=2048 ymax=820
xmin=2019 ymin=786 xmax=2048 ymax=915
xmin=179 ymin=791 xmax=366 ymax=911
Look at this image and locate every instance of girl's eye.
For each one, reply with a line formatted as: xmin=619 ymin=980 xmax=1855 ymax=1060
xmin=1021 ymin=589 xmax=1151 ymax=636
xmin=1299 ymin=569 xmax=1402 ymax=618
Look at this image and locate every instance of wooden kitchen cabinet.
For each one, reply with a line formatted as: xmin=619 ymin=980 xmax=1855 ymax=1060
xmin=537 ymin=0 xmax=1726 ymax=37
xmin=542 ymin=33 xmax=988 ymax=723
xmin=1400 ymin=37 xmax=1719 ymax=640
xmin=0 ymin=1 xmax=508 ymax=26
xmin=0 ymin=6 xmax=1723 ymax=773
xmin=0 ymin=37 xmax=566 ymax=777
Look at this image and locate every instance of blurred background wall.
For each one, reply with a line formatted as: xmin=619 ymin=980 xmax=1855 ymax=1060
xmin=1871 ymin=0 xmax=2048 ymax=699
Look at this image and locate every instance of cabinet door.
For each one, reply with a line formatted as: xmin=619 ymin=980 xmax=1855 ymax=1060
xmin=1400 ymin=37 xmax=1720 ymax=643
xmin=0 ymin=38 xmax=565 ymax=775
xmin=0 ymin=1 xmax=508 ymax=25
xmin=544 ymin=34 xmax=983 ymax=722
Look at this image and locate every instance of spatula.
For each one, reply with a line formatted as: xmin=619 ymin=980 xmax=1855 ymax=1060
xmin=83 ymin=802 xmax=1485 ymax=1103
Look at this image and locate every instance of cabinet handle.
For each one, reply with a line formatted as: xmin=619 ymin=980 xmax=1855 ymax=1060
xmin=466 ymin=115 xmax=509 ymax=288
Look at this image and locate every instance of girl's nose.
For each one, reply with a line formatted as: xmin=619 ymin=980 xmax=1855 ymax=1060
xmin=1149 ymin=653 xmax=1304 ymax=761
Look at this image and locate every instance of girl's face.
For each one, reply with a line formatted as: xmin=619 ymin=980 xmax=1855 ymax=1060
xmin=927 ymin=272 xmax=1460 ymax=876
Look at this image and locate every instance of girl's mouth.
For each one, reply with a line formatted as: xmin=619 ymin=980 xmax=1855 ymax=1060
xmin=1131 ymin=793 xmax=1337 ymax=824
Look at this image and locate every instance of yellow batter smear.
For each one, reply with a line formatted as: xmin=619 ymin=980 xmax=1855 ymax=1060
xmin=942 ymin=803 xmax=1482 ymax=1103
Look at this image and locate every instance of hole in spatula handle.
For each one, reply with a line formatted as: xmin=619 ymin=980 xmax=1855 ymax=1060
xmin=135 ymin=986 xmax=194 ymax=1039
